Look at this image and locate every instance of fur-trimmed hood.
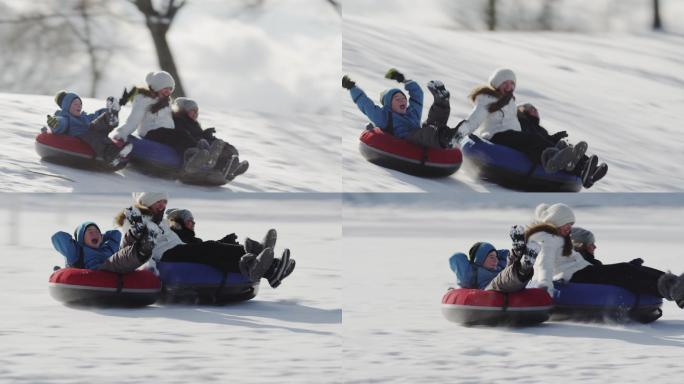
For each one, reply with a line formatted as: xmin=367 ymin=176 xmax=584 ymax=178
xmin=525 ymin=223 xmax=572 ymax=256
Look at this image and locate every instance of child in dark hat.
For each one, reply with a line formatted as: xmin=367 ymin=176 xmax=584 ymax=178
xmin=46 ymin=90 xmax=132 ymax=166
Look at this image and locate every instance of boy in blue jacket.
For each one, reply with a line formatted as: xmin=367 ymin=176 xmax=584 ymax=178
xmin=448 ymin=226 xmax=539 ymax=292
xmin=45 ymin=91 xmax=132 ymax=166
xmin=51 ymin=221 xmax=153 ymax=273
xmin=342 ymin=69 xmax=458 ymax=149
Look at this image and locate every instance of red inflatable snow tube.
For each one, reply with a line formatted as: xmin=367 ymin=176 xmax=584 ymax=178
xmin=441 ymin=288 xmax=553 ymax=326
xmin=49 ymin=268 xmax=161 ymax=307
xmin=359 ymin=128 xmax=462 ymax=177
xmin=35 ymin=132 xmax=127 ymax=171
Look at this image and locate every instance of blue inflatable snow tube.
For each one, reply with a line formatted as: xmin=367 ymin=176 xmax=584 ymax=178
xmin=157 ymin=262 xmax=259 ymax=304
xmin=551 ymin=282 xmax=663 ymax=323
xmin=461 ymin=135 xmax=582 ymax=192
xmin=128 ymin=136 xmax=182 ymax=177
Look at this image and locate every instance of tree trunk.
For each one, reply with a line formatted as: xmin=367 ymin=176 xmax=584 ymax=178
xmin=653 ymin=0 xmax=662 ymax=30
xmin=146 ymin=20 xmax=186 ymax=97
xmin=133 ymin=0 xmax=187 ymax=97
xmin=486 ymin=0 xmax=497 ymax=31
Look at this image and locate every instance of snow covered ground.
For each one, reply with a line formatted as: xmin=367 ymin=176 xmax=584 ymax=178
xmin=342 ymin=16 xmax=684 ymax=192
xmin=343 ymin=193 xmax=684 ymax=383
xmin=0 ymin=194 xmax=341 ymax=384
xmin=0 ymin=93 xmax=341 ymax=192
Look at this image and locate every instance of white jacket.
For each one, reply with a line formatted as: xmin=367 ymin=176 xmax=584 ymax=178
xmin=121 ymin=216 xmax=184 ymax=274
xmin=528 ymin=231 xmax=591 ymax=294
xmin=109 ymin=94 xmax=174 ymax=141
xmin=458 ymin=94 xmax=521 ymax=140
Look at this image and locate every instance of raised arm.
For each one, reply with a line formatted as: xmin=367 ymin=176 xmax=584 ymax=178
xmin=51 ymin=231 xmax=79 ymax=267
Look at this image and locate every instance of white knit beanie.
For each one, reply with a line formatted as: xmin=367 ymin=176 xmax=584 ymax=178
xmin=535 ymin=203 xmax=575 ymax=227
xmin=133 ymin=192 xmax=168 ymax=208
xmin=488 ymin=68 xmax=516 ymax=89
xmin=173 ymin=97 xmax=198 ymax=112
xmin=145 ymin=71 xmax=175 ymax=92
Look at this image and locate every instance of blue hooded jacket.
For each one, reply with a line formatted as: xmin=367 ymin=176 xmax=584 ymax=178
xmin=51 ymin=221 xmax=122 ymax=270
xmin=448 ymin=242 xmax=509 ymax=289
xmin=348 ymin=80 xmax=423 ymax=139
xmin=51 ymin=92 xmax=107 ymax=136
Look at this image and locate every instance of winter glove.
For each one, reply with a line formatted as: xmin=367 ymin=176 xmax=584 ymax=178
xmin=550 ymin=131 xmax=568 ymax=141
xmin=385 ymin=68 xmax=405 ymax=83
xmin=218 ymin=233 xmax=239 ymax=245
xmin=342 ymin=75 xmax=356 ymax=90
xmin=202 ymin=127 xmax=217 ymax=141
xmin=629 ymin=258 xmax=644 ymax=266
xmin=46 ymin=115 xmax=60 ymax=129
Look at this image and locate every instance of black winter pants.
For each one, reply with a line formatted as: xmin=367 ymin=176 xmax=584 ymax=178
xmin=570 ymin=263 xmax=665 ymax=297
xmin=161 ymin=240 xmax=246 ymax=273
xmin=490 ymin=130 xmax=555 ymax=165
xmin=144 ymin=128 xmax=197 ymax=157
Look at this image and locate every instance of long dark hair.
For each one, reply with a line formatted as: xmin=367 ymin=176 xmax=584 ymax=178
xmin=469 ymin=85 xmax=515 ymax=114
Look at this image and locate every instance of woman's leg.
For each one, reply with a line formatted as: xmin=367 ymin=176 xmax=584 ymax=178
xmin=490 ymin=130 xmax=551 ymax=164
xmin=144 ymin=128 xmax=197 ymax=156
xmin=161 ymin=240 xmax=246 ymax=273
xmin=570 ymin=263 xmax=663 ymax=297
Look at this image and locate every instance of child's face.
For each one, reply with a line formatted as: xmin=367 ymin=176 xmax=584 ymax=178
xmin=83 ymin=225 xmax=102 ymax=248
xmin=158 ymin=87 xmax=173 ymax=97
xmin=483 ymin=251 xmax=498 ymax=270
xmin=187 ymin=108 xmax=199 ymax=121
xmin=391 ymin=93 xmax=408 ymax=114
xmin=498 ymin=80 xmax=516 ymax=94
xmin=69 ymin=98 xmax=82 ymax=116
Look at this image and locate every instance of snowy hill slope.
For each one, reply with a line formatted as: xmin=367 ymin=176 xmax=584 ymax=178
xmin=0 ymin=93 xmax=341 ymax=192
xmin=342 ymin=17 xmax=684 ymax=192
xmin=343 ymin=194 xmax=684 ymax=383
xmin=0 ymin=194 xmax=341 ymax=384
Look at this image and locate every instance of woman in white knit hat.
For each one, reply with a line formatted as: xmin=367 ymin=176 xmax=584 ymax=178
xmin=113 ymin=193 xmax=294 ymax=287
xmin=108 ymin=71 xmax=223 ymax=173
xmin=526 ymin=203 xmax=684 ymax=308
xmin=456 ymin=68 xmax=587 ymax=174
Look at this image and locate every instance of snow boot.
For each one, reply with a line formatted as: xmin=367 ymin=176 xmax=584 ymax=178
xmin=206 ymin=139 xmax=226 ymax=169
xmin=265 ymin=248 xmax=295 ymax=288
xmin=135 ymin=225 xmax=157 ymax=263
xmin=239 ymin=247 xmax=274 ymax=282
xmin=581 ymin=155 xmax=599 ymax=188
xmin=230 ymin=160 xmax=249 ymax=180
xmin=520 ymin=241 xmax=540 ymax=275
xmin=427 ymin=80 xmax=450 ymax=106
xmin=244 ymin=228 xmax=277 ymax=255
xmin=109 ymin=142 xmax=133 ymax=167
xmin=657 ymin=272 xmax=679 ymax=301
xmin=584 ymin=162 xmax=608 ymax=189
xmin=671 ymin=273 xmax=684 ymax=308
xmin=224 ymin=155 xmax=249 ymax=181
xmin=105 ymin=96 xmax=120 ymax=127
xmin=541 ymin=146 xmax=574 ymax=173
xmin=183 ymin=148 xmax=211 ymax=173
xmin=565 ymin=141 xmax=588 ymax=171
xmin=509 ymin=224 xmax=526 ymax=257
